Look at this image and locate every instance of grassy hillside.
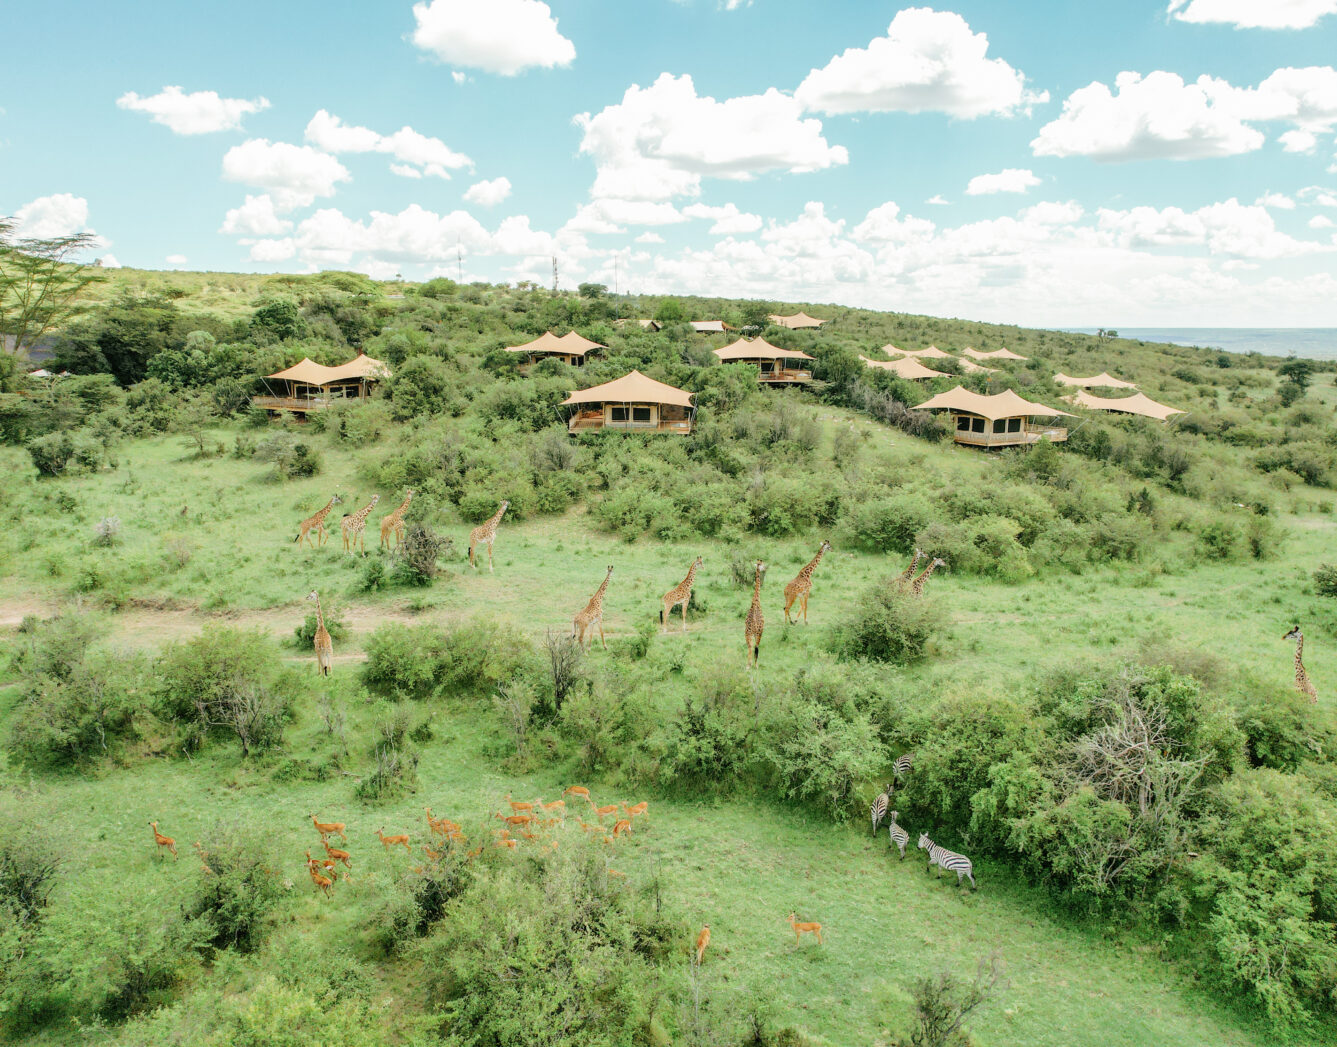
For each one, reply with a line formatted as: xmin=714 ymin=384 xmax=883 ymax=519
xmin=3 ymin=273 xmax=1337 ymax=1046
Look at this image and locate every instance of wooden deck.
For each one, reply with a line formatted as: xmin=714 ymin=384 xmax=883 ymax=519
xmin=568 ymin=415 xmax=692 ymax=435
xmin=253 ymin=395 xmax=334 ymax=412
xmin=759 ymin=368 xmax=813 ymax=384
xmin=953 ymin=425 xmax=1068 ymax=448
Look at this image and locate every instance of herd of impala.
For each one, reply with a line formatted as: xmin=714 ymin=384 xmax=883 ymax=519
xmin=149 ymin=784 xmax=824 ymax=957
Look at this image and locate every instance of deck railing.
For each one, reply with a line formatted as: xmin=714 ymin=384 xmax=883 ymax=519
xmin=759 ymin=368 xmax=813 ymax=383
xmin=952 ymin=423 xmax=1068 ymax=448
xmin=568 ymin=414 xmax=692 ymax=434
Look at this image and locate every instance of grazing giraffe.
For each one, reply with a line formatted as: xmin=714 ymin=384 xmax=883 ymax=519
xmin=468 ymin=500 xmax=510 ymax=572
xmin=307 ymin=590 xmax=333 ymax=676
xmin=294 ymin=494 xmax=342 ymax=549
xmin=572 ymin=565 xmax=613 ymax=650
xmin=340 ymin=494 xmax=380 ymax=555
xmin=783 ymin=539 xmax=831 ymax=625
xmin=379 ymin=489 xmax=414 ymax=550
xmin=661 ymin=555 xmax=703 ymax=633
xmin=745 ymin=560 xmax=767 ymax=668
xmin=897 ymin=548 xmax=924 ymax=587
xmin=909 ymin=557 xmax=946 ymax=597
xmin=1284 ymin=625 xmax=1318 ymax=703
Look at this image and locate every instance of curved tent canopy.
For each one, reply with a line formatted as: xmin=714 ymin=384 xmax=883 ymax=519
xmin=561 ymin=369 xmax=694 ymax=408
xmin=324 ymin=354 xmax=390 ymax=382
xmin=715 ymin=337 xmax=815 ymax=362
xmin=963 ymin=347 xmax=1027 ymax=361
xmin=957 ymin=357 xmax=998 ymax=374
xmin=769 ymin=311 xmax=826 ymax=329
xmin=892 ymin=346 xmax=954 ymax=360
xmin=1068 ymin=390 xmax=1183 ymax=420
xmin=911 ymin=385 xmax=1072 ymax=420
xmin=1053 ymin=371 xmax=1137 ymax=389
xmin=690 ymin=320 xmax=733 ymax=333
xmin=265 ymin=354 xmax=390 ymax=386
xmin=505 ymin=331 xmax=606 ymax=356
xmin=859 ymin=355 xmax=947 ymax=380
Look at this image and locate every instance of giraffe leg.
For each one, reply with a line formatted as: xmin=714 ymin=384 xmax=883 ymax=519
xmin=469 ymin=540 xmax=477 ymax=569
xmin=802 ymin=593 xmax=809 ymax=625
xmin=682 ymin=601 xmax=688 ymax=632
xmin=488 ymin=540 xmax=494 ymax=573
xmin=784 ymin=594 xmax=795 ymax=624
xmin=598 ymin=622 xmax=606 ymax=650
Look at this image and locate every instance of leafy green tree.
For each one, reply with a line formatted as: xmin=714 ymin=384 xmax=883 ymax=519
xmin=250 ymin=295 xmax=303 ymax=341
xmin=0 ymin=220 xmax=104 ymax=391
xmin=577 ymin=282 xmax=607 ymax=299
xmin=1278 ymin=358 xmax=1313 ymax=392
xmin=654 ymin=297 xmax=686 ymax=323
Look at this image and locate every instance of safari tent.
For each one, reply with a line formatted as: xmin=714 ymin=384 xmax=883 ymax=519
xmin=562 ymin=370 xmax=695 ymax=435
xmin=911 ymin=386 xmax=1071 ymax=448
xmin=690 ymin=320 xmax=734 ymax=334
xmin=254 ymin=353 xmax=390 ymax=417
xmin=892 ymin=346 xmax=954 ymax=360
xmin=859 ymin=355 xmax=947 ymax=381
xmin=769 ymin=311 xmax=827 ymax=329
xmin=715 ymin=337 xmax=815 ymax=384
xmin=1067 ymin=390 xmax=1184 ymax=421
xmin=504 ymin=331 xmax=606 ymax=368
xmin=1053 ymin=372 xmax=1137 ymax=389
xmin=963 ymin=347 xmax=1028 ymax=361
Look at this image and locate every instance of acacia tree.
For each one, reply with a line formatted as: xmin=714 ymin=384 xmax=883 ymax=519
xmin=0 ymin=219 xmax=104 ymax=391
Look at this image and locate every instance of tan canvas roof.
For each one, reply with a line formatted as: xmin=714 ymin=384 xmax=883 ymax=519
xmin=963 ymin=346 xmax=1027 ymax=361
xmin=267 ymin=354 xmax=390 ymax=386
xmin=505 ymin=331 xmax=605 ymax=356
xmin=324 ymin=353 xmax=390 ymax=382
xmin=562 ymin=369 xmax=694 ymax=408
xmin=1068 ymin=390 xmax=1183 ymax=420
xmin=911 ymin=385 xmax=1072 ymax=420
xmin=690 ymin=320 xmax=733 ymax=333
xmin=715 ymin=337 xmax=815 ymax=362
xmin=860 ymin=355 xmax=947 ymax=380
xmin=267 ymin=357 xmax=338 ymax=385
xmin=957 ymin=357 xmax=998 ymax=374
xmin=769 ymin=311 xmax=826 ymax=329
xmin=1053 ymin=372 xmax=1137 ymax=389
xmin=894 ymin=346 xmax=954 ymax=360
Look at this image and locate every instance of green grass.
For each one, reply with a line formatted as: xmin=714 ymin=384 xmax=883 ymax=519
xmin=3 ymin=417 xmax=1335 ymax=1046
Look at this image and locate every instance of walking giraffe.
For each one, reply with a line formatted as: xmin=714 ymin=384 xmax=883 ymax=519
xmin=572 ymin=565 xmax=613 ymax=650
xmin=468 ymin=500 xmax=510 ymax=572
xmin=379 ymin=489 xmax=414 ymax=551
xmin=340 ymin=494 xmax=380 ymax=555
xmin=1284 ymin=625 xmax=1318 ymax=703
xmin=745 ymin=560 xmax=767 ymax=668
xmin=897 ymin=548 xmax=924 ymax=587
xmin=661 ymin=555 xmax=703 ymax=633
xmin=909 ymin=557 xmax=946 ymax=597
xmin=306 ymin=590 xmax=333 ymax=676
xmin=783 ymin=539 xmax=831 ymax=625
xmin=294 ymin=494 xmax=342 ymax=549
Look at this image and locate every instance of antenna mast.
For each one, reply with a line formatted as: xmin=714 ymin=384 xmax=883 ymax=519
xmin=551 ymin=255 xmax=559 ymax=294
xmin=457 ymin=242 xmax=462 ymax=283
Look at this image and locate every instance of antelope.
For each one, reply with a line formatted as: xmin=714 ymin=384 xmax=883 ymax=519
xmin=505 ymin=794 xmax=534 ymax=813
xmin=696 ymin=925 xmax=711 ymax=966
xmin=496 ymin=812 xmax=533 ymax=828
xmin=537 ymin=798 xmax=567 ymax=815
xmin=578 ymin=820 xmax=599 ymax=834
xmin=466 ymin=846 xmax=484 ymax=860
xmin=307 ymin=863 xmax=334 ymax=898
xmin=376 ymin=827 xmax=411 ymax=850
xmin=563 ymin=786 xmax=592 ymax=802
xmin=608 ymin=868 xmax=626 ymax=879
xmin=322 ymin=838 xmax=352 ymax=872
xmin=310 ymin=813 xmax=347 ymax=842
xmin=494 ymin=838 xmax=518 ymax=850
xmin=623 ymin=801 xmax=648 ymax=820
xmin=149 ymin=821 xmax=177 ymax=860
xmin=594 ymin=803 xmax=619 ymax=820
xmin=788 ymin=912 xmax=823 ymax=946
xmin=612 ymin=818 xmax=632 ymax=837
xmin=192 ymin=841 xmax=213 ymax=875
xmin=423 ymin=844 xmax=443 ymax=862
xmin=424 ymin=807 xmax=448 ymax=836
xmin=306 ymin=850 xmax=338 ymax=877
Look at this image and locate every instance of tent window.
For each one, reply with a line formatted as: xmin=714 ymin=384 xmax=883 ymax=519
xmin=971 ymin=417 xmax=985 ymax=433
xmin=632 ymin=406 xmax=652 ymax=423
xmin=610 ymin=406 xmax=629 ymax=422
xmin=1008 ymin=418 xmax=1022 ymax=433
xmin=956 ymin=416 xmax=971 ymax=431
xmin=992 ymin=419 xmax=1006 ymax=434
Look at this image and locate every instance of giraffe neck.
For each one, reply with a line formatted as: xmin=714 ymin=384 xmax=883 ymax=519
xmin=314 ymin=594 xmax=325 ymax=631
xmin=801 ymin=547 xmax=826 ymax=580
xmin=591 ymin=571 xmax=612 ymax=606
xmin=912 ymin=563 xmax=938 ymax=592
xmin=901 ymin=550 xmax=922 ymax=580
xmin=751 ymin=570 xmax=764 ymax=610
xmin=683 ymin=561 xmax=699 ymax=589
xmin=316 ymin=497 xmax=335 ymax=519
xmin=489 ymin=505 xmax=507 ymax=528
xmin=394 ymin=494 xmax=412 ymax=520
xmin=1296 ymin=635 xmax=1307 ymax=679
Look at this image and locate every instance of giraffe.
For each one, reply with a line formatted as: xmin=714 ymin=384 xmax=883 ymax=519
xmin=909 ymin=557 xmax=946 ymax=597
xmin=745 ymin=560 xmax=767 ymax=668
xmin=897 ymin=548 xmax=924 ymax=587
xmin=572 ymin=566 xmax=613 ymax=650
xmin=1284 ymin=625 xmax=1318 ymax=703
xmin=661 ymin=555 xmax=703 ymax=633
xmin=379 ymin=489 xmax=414 ymax=551
xmin=294 ymin=494 xmax=342 ymax=549
xmin=468 ymin=500 xmax=510 ymax=572
xmin=783 ymin=540 xmax=831 ymax=625
xmin=341 ymin=494 xmax=380 ymax=555
xmin=306 ymin=590 xmax=333 ymax=676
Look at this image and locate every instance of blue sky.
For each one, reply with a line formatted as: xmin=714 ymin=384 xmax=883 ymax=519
xmin=4 ymin=0 xmax=1337 ymax=325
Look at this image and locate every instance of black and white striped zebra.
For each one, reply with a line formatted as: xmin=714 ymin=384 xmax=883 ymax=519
xmin=918 ymin=833 xmax=975 ymax=887
xmin=887 ymin=811 xmax=908 ymax=858
xmin=893 ymin=753 xmax=914 ymax=782
xmin=870 ymin=784 xmax=892 ymax=834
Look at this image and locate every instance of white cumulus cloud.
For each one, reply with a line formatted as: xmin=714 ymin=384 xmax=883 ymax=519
xmin=575 ymin=72 xmax=847 ymax=202
xmin=220 ymin=194 xmax=294 ymax=235
xmin=249 ymin=238 xmax=296 ymax=262
xmin=464 ymin=176 xmax=513 ymax=206
xmin=305 ymin=110 xmax=472 ymax=179
xmin=1256 ymin=191 xmax=1296 ymax=208
xmin=11 ymin=193 xmax=93 ymax=238
xmin=222 ymin=139 xmax=350 ymax=211
xmin=795 ymin=7 xmax=1047 ymax=118
xmin=1096 ymin=198 xmax=1327 ymax=258
xmin=636 ymin=231 xmax=665 ymax=243
xmin=1167 ymin=0 xmax=1337 ymax=29
xmin=966 ymin=168 xmax=1041 ymax=195
xmin=1312 ymin=214 xmax=1336 ymax=227
xmin=166 ymin=254 xmax=187 ymax=264
xmin=410 ymin=0 xmax=575 ymax=76
xmin=1281 ymin=129 xmax=1319 ymax=152
xmin=116 ymin=85 xmax=269 ymax=134
xmin=97 ymin=253 xmax=121 ymax=268
xmin=682 ymin=201 xmax=763 ymax=233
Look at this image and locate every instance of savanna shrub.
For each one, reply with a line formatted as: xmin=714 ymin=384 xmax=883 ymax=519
xmin=362 ymin=619 xmax=537 ymax=701
xmin=26 ymin=432 xmax=75 ymax=476
xmin=182 ymin=824 xmax=284 ymax=953
xmin=1314 ymin=563 xmax=1337 ymax=597
xmin=8 ymin=650 xmax=147 ymax=766
xmin=830 ymin=578 xmax=947 ymax=664
xmin=763 ymin=700 xmax=887 ymax=821
xmin=658 ymin=672 xmax=759 ymax=794
xmin=843 ymin=491 xmax=934 ymax=551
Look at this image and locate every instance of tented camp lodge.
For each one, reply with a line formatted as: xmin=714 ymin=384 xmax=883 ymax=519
xmin=769 ymin=311 xmax=827 ymax=329
xmin=255 ymin=353 xmax=390 ymax=417
xmin=715 ymin=337 xmax=815 ymax=384
xmin=1067 ymin=390 xmax=1184 ymax=421
xmin=563 ymin=370 xmax=694 ymax=435
xmin=690 ymin=320 xmax=734 ymax=334
xmin=860 ymin=355 xmax=947 ymax=381
xmin=963 ymin=347 xmax=1028 ymax=361
xmin=504 ymin=331 xmax=606 ymax=368
xmin=1054 ymin=372 xmax=1136 ymax=389
xmin=891 ymin=346 xmax=954 ymax=360
xmin=912 ymin=386 xmax=1071 ymax=448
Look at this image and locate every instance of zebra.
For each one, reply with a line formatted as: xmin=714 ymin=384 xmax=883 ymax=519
xmin=870 ymin=784 xmax=892 ymax=834
xmin=893 ymin=753 xmax=914 ymax=782
xmin=918 ymin=833 xmax=975 ymax=888
xmin=887 ymin=812 xmax=908 ymax=858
